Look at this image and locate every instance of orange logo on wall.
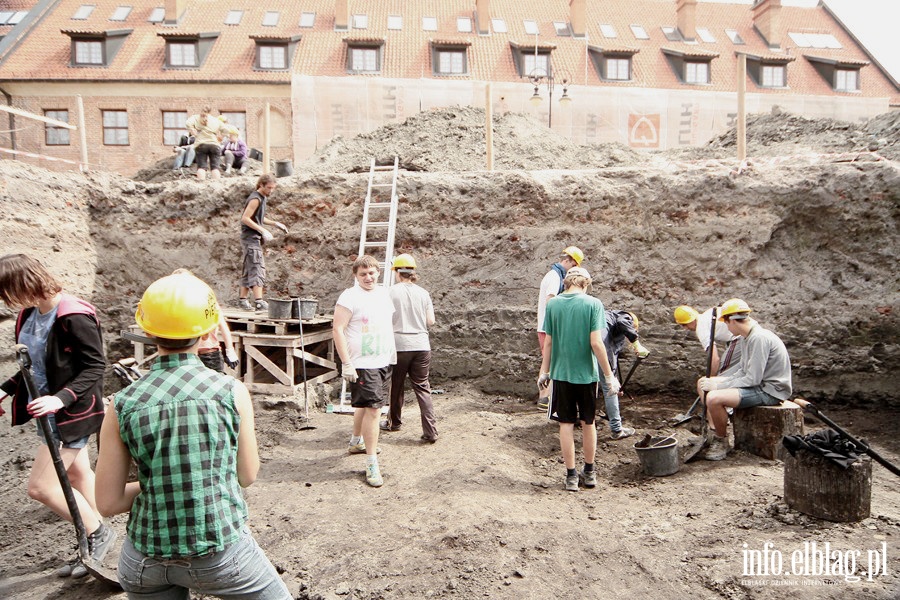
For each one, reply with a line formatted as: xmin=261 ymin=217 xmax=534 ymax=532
xmin=628 ymin=114 xmax=660 ymax=148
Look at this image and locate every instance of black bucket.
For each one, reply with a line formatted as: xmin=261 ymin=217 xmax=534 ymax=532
xmin=291 ymin=297 xmax=318 ymax=320
xmin=267 ymin=298 xmax=293 ymax=320
xmin=275 ymin=159 xmax=293 ymax=178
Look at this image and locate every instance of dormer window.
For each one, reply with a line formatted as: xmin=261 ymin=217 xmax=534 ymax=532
xmin=63 ymin=28 xmax=131 ymax=67
xmin=739 ymin=52 xmax=793 ymax=88
xmin=169 ymin=42 xmax=197 ymax=66
xmin=589 ymin=45 xmax=639 ymax=82
xmin=510 ymin=41 xmax=554 ymax=78
xmin=662 ymin=47 xmax=719 ymax=85
xmin=158 ymin=31 xmax=219 ymax=69
xmin=805 ymin=55 xmax=866 ymax=92
xmin=835 ymin=69 xmax=858 ymax=91
xmin=685 ymin=61 xmax=709 ymax=84
xmin=251 ymin=34 xmax=301 ymax=71
xmin=345 ymin=38 xmax=384 ymax=73
xmin=431 ymin=40 xmax=471 ymax=75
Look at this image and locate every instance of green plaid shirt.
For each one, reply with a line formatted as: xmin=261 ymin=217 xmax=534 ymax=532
xmin=115 ymin=353 xmax=247 ymax=557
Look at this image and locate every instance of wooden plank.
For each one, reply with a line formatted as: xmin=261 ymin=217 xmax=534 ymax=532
xmin=291 ymin=348 xmax=336 ymax=370
xmin=0 ymin=104 xmax=77 ymax=129
xmin=245 ymin=345 xmax=291 ymax=385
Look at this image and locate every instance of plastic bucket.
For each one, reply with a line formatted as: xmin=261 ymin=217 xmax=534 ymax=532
xmin=291 ymin=297 xmax=318 ymax=320
xmin=267 ymin=298 xmax=293 ymax=320
xmin=634 ymin=437 xmax=680 ymax=477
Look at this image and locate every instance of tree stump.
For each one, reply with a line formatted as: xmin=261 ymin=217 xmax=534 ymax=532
xmin=784 ymin=450 xmax=872 ymax=522
xmin=733 ymin=400 xmax=804 ymax=460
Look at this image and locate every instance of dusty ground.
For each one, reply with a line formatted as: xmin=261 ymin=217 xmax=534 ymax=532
xmin=0 ymin=107 xmax=898 ymax=598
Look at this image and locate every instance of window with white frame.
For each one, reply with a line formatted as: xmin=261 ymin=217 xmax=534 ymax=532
xmin=349 ymin=47 xmax=379 ymax=72
xmin=685 ymin=61 xmax=709 ymax=84
xmin=162 ymin=110 xmax=187 ymax=145
xmin=436 ymin=49 xmax=466 ymax=74
xmin=44 ymin=110 xmax=70 ymax=145
xmin=834 ymin=68 xmax=858 ymax=91
xmin=102 ymin=110 xmax=128 ymax=145
xmin=761 ymin=64 xmax=785 ymax=87
xmin=168 ymin=42 xmax=197 ymax=67
xmin=258 ymin=44 xmax=287 ymax=69
xmin=74 ymin=40 xmax=103 ymax=65
xmin=606 ymin=57 xmax=631 ymax=81
xmin=523 ymin=53 xmax=549 ymax=77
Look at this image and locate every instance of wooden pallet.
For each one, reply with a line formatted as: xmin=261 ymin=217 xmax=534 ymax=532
xmin=222 ymin=309 xmax=332 ymax=336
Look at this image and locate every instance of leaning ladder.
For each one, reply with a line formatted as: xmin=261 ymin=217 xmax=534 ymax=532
xmin=335 ymin=156 xmax=400 ymax=414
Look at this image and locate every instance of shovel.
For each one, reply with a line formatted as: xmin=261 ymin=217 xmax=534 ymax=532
xmin=14 ymin=344 xmax=121 ymax=589
xmin=671 ymin=395 xmax=701 ymax=426
xmin=794 ymin=398 xmax=899 ymax=478
xmin=297 ymin=315 xmax=315 ymax=431
xmin=684 ymin=307 xmax=717 ymax=463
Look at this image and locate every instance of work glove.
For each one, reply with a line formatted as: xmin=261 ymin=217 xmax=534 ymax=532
xmin=273 ymin=221 xmax=288 ymax=233
xmin=537 ymin=372 xmax=551 ymax=389
xmin=224 ymin=348 xmax=239 ymax=369
xmin=27 ymin=395 xmax=64 ymax=418
xmin=605 ymin=375 xmax=621 ymax=396
xmin=341 ymin=363 xmax=358 ymax=383
xmin=261 ymin=228 xmax=274 ymax=243
xmin=632 ymin=340 xmax=650 ymax=359
xmin=699 ymin=377 xmax=718 ymax=392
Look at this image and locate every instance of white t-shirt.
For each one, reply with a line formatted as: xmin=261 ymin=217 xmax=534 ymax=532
xmin=695 ymin=307 xmax=737 ymax=350
xmin=336 ymin=285 xmax=396 ymax=369
xmin=390 ymin=283 xmax=433 ymax=352
xmin=536 ymin=269 xmax=562 ymax=332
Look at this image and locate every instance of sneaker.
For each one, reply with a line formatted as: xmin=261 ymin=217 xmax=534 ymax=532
xmin=581 ymin=468 xmax=597 ymax=489
xmin=254 ymin=299 xmax=268 ymax=312
xmin=348 ymin=442 xmax=380 ymax=454
xmin=537 ymin=398 xmax=549 ymax=410
xmin=705 ymin=436 xmax=728 ymax=461
xmin=420 ymin=435 xmax=437 ymax=444
xmin=366 ymin=463 xmax=383 ymax=487
xmin=610 ymin=427 xmax=636 ymax=440
xmin=71 ymin=560 xmax=88 ymax=579
xmin=55 ymin=556 xmax=87 ymax=578
xmin=88 ymin=523 xmax=117 ymax=563
xmin=379 ymin=420 xmax=400 ymax=432
xmin=238 ymin=298 xmax=252 ymax=311
xmin=565 ymin=473 xmax=579 ymax=492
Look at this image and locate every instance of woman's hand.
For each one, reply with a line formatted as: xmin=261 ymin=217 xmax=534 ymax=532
xmin=27 ymin=395 xmax=64 ymax=417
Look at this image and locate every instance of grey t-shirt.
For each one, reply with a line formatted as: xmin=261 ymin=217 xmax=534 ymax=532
xmin=390 ymin=283 xmax=433 ymax=352
xmin=19 ymin=305 xmax=59 ymax=397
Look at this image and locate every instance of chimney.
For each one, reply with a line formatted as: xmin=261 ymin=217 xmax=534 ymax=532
xmin=164 ymin=0 xmax=185 ymax=25
xmin=475 ymin=0 xmax=491 ymax=35
xmin=335 ymin=0 xmax=350 ymax=30
xmin=676 ymin=0 xmax=697 ymax=41
xmin=751 ymin=0 xmax=782 ymax=48
xmin=569 ymin=0 xmax=586 ymax=38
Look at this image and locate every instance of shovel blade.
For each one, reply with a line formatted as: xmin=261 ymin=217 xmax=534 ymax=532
xmin=683 ymin=438 xmax=707 ymax=463
xmin=82 ymin=557 xmax=122 ymax=590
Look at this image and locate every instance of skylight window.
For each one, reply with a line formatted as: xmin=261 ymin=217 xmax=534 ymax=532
xmin=299 ymin=12 xmax=315 ymax=28
xmin=72 ymin=5 xmax=95 ymax=20
xmin=148 ymin=7 xmax=164 ymax=23
xmin=0 ymin=12 xmax=13 ymax=24
xmin=630 ymin=24 xmax=649 ymax=40
xmin=662 ymin=26 xmax=681 ymax=42
xmin=224 ymin=10 xmax=243 ymax=25
xmin=457 ymin=17 xmax=472 ymax=33
xmin=353 ymin=14 xmax=368 ymax=29
xmin=110 ymin=6 xmax=131 ymax=21
xmin=599 ymin=24 xmax=617 ymax=38
xmin=553 ymin=22 xmax=570 ymax=36
xmin=262 ymin=11 xmax=279 ymax=27
xmin=423 ymin=16 xmax=437 ymax=32
xmin=696 ymin=27 xmax=716 ymax=43
xmin=387 ymin=15 xmax=402 ymax=30
xmin=491 ymin=18 xmax=507 ymax=34
xmin=725 ymin=29 xmax=745 ymax=45
xmin=523 ymin=20 xmax=539 ymax=35
xmin=790 ymin=32 xmax=841 ymax=49
xmin=8 ymin=10 xmax=26 ymax=24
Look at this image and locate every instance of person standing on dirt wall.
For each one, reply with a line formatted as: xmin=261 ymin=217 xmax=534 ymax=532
xmin=95 ymin=272 xmax=290 ymax=599
xmin=598 ymin=310 xmax=649 ymax=441
xmin=673 ymin=305 xmax=742 ymax=376
xmin=537 ymin=266 xmax=619 ymax=492
xmin=238 ymin=173 xmax=288 ymax=312
xmin=185 ymin=106 xmax=225 ymax=181
xmin=697 ymin=299 xmax=792 ymax=461
xmin=382 ymin=253 xmax=438 ymax=442
xmin=536 ymin=246 xmax=584 ymax=410
xmin=333 ymin=255 xmax=396 ymax=487
xmin=0 ymin=254 xmax=116 ymax=579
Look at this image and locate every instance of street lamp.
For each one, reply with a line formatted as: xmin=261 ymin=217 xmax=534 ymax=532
xmin=528 ymin=68 xmax=572 ymax=128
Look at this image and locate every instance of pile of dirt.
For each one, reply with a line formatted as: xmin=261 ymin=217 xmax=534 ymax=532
xmin=299 ymin=105 xmax=640 ymax=173
xmin=132 ymin=156 xmax=265 ymax=183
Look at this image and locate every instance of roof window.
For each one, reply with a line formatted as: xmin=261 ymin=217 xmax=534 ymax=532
xmin=523 ymin=20 xmax=539 ymax=35
xmin=554 ymin=22 xmax=570 ymax=36
xmin=5 ymin=11 xmax=27 ymax=25
xmin=225 ymin=10 xmax=243 ymax=25
xmin=696 ymin=28 xmax=715 ymax=43
xmin=662 ymin=26 xmax=681 ymax=42
xmin=630 ymin=24 xmax=649 ymax=40
xmin=599 ymin=24 xmax=617 ymax=38
xmin=423 ymin=16 xmax=437 ymax=31
xmin=491 ymin=18 xmax=507 ymax=34
xmin=262 ymin=11 xmax=279 ymax=27
xmin=387 ymin=15 xmax=402 ymax=30
xmin=110 ymin=6 xmax=131 ymax=22
xmin=353 ymin=14 xmax=368 ymax=29
xmin=788 ymin=32 xmax=841 ymax=49
xmin=725 ymin=29 xmax=745 ymax=45
xmin=148 ymin=7 xmax=164 ymax=23
xmin=457 ymin=17 xmax=472 ymax=33
xmin=72 ymin=5 xmax=95 ymax=20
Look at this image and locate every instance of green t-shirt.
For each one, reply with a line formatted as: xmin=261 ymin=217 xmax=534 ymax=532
xmin=543 ymin=292 xmax=606 ymax=384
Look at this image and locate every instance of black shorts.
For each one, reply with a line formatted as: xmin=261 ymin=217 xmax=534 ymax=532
xmin=350 ymin=366 xmax=392 ymax=408
xmin=549 ymin=380 xmax=596 ymax=424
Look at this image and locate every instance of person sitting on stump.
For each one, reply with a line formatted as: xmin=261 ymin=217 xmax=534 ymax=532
xmin=697 ymin=298 xmax=792 ymax=461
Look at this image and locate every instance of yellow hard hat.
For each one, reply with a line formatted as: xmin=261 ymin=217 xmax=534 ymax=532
xmin=718 ymin=298 xmax=753 ymax=320
xmin=392 ymin=253 xmax=417 ymax=270
xmin=135 ymin=273 xmax=219 ymax=341
xmin=673 ymin=305 xmax=699 ymax=325
xmin=563 ymin=246 xmax=584 ymax=265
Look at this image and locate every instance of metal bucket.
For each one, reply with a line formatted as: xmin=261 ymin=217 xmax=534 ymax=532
xmin=634 ymin=436 xmax=680 ymax=477
xmin=267 ymin=298 xmax=293 ymax=320
xmin=291 ymin=297 xmax=318 ymax=320
xmin=275 ymin=159 xmax=293 ymax=178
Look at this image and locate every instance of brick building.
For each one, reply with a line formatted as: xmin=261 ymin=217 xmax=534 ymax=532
xmin=0 ymin=0 xmax=896 ymax=176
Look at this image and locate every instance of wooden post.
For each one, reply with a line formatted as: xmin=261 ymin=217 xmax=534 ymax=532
xmin=76 ymin=95 xmax=88 ymax=172
xmin=263 ymin=102 xmax=271 ymax=174
xmin=784 ymin=451 xmax=872 ymax=522
xmin=485 ymin=82 xmax=494 ymax=171
xmin=733 ymin=400 xmax=804 ymax=460
xmin=736 ymin=53 xmax=746 ymax=162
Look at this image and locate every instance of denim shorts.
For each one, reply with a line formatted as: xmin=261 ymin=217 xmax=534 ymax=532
xmin=737 ymin=386 xmax=783 ymax=409
xmin=118 ymin=526 xmax=290 ymax=600
xmin=36 ymin=414 xmax=90 ymax=449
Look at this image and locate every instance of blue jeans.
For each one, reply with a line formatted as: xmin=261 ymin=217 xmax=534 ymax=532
xmin=173 ymin=146 xmax=195 ymax=169
xmin=117 ymin=526 xmax=290 ymax=599
xmin=597 ymin=377 xmax=622 ymax=433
